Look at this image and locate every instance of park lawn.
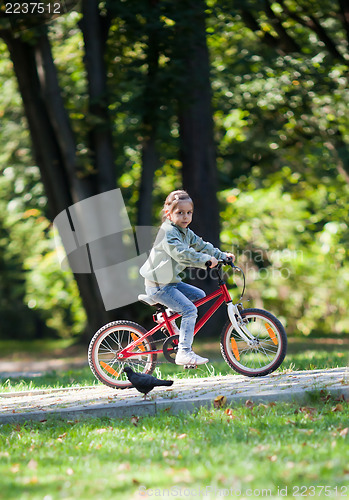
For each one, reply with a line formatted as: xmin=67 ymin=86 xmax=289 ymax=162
xmin=0 ymin=339 xmax=348 ymax=392
xmin=0 ymin=397 xmax=348 ymax=499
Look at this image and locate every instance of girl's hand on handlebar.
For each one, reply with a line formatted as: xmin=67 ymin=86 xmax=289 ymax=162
xmin=209 ymin=257 xmax=218 ymax=268
xmin=225 ymin=252 xmax=235 ymax=262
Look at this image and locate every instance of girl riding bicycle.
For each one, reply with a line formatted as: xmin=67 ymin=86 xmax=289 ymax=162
xmin=140 ymin=190 xmax=235 ymax=367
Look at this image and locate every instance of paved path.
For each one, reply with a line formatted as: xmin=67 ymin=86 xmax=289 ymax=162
xmin=0 ymin=367 xmax=348 ymax=424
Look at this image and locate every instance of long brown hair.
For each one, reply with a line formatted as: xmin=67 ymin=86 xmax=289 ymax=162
xmin=161 ymin=190 xmax=193 ymax=222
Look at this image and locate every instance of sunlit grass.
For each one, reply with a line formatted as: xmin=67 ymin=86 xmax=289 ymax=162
xmin=0 ymin=339 xmax=75 ymax=359
xmin=0 ymin=398 xmax=348 ymax=499
xmin=0 ymin=345 xmax=347 ymax=393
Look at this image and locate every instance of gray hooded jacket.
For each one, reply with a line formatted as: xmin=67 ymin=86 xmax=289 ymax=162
xmin=140 ymin=219 xmax=227 ymax=285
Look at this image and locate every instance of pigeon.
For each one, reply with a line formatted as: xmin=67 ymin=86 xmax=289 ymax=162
xmin=123 ymin=366 xmax=174 ymax=400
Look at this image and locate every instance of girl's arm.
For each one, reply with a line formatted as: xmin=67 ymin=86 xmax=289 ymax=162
xmin=188 ymin=230 xmax=228 ymax=261
xmin=164 ymin=234 xmax=212 ymax=268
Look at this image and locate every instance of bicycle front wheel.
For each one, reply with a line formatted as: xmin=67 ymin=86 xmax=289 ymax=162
xmin=88 ymin=320 xmax=157 ymax=389
xmin=220 ymin=308 xmax=287 ymax=377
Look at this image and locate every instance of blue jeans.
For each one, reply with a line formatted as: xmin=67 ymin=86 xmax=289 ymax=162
xmin=145 ymin=282 xmax=206 ymax=353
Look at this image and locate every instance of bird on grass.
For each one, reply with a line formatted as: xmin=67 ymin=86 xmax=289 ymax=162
xmin=123 ymin=366 xmax=173 ymax=400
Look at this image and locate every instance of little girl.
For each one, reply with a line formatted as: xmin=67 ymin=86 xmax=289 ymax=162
xmin=140 ymin=190 xmax=234 ymax=366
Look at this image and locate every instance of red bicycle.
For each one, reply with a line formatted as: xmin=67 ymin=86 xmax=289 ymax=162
xmin=88 ymin=260 xmax=287 ymax=389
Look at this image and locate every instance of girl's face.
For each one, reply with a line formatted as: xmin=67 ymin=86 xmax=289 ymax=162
xmin=168 ymin=200 xmax=193 ymax=228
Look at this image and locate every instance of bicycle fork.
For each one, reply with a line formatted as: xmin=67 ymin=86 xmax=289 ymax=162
xmin=226 ymin=303 xmax=258 ymax=345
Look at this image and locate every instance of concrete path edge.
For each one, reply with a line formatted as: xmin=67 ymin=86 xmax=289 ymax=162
xmin=1 ymin=379 xmax=348 ymax=425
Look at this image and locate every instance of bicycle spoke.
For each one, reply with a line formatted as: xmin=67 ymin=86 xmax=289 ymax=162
xmin=89 ymin=321 xmax=158 ymax=388
xmin=222 ymin=309 xmax=287 ymax=376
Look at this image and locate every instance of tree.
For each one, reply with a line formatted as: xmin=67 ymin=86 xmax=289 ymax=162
xmin=169 ymin=0 xmax=220 ymax=245
xmin=0 ymin=3 xmax=118 ymax=335
xmin=0 ymin=0 xmax=223 ymax=337
xmin=216 ymin=0 xmax=349 ymax=183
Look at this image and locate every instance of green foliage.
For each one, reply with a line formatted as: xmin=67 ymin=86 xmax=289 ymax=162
xmin=24 ymin=225 xmax=86 ymax=338
xmin=220 ymin=176 xmax=349 ymax=335
xmin=0 ymin=176 xmax=86 ymax=339
xmin=0 ymin=2 xmax=348 ymax=340
xmin=0 ymin=38 xmax=86 ymax=340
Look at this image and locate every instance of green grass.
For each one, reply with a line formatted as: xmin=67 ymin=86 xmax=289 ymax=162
xmin=0 ymin=366 xmax=97 ymax=393
xmin=0 ymin=340 xmax=347 ymax=393
xmin=0 ymin=339 xmax=75 ymax=359
xmin=0 ymin=339 xmax=348 ymax=498
xmin=0 ymin=398 xmax=348 ymax=499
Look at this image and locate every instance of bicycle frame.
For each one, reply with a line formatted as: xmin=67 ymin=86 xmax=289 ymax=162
xmin=117 ymin=272 xmax=255 ymax=361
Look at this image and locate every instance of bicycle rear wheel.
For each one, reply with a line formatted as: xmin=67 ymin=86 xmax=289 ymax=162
xmin=88 ymin=320 xmax=157 ymax=389
xmin=220 ymin=308 xmax=287 ymax=377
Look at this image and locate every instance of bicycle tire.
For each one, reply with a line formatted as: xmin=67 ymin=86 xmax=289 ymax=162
xmin=88 ymin=320 xmax=157 ymax=389
xmin=220 ymin=308 xmax=287 ymax=377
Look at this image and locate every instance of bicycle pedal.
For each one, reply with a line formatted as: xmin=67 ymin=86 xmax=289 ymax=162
xmin=184 ymin=364 xmax=197 ymax=369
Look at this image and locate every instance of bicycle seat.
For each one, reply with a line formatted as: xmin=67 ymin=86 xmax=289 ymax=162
xmin=138 ymin=294 xmax=162 ymax=308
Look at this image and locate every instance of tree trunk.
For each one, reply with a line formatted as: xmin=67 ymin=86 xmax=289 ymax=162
xmin=175 ymin=0 xmax=220 ymax=247
xmin=137 ymin=0 xmax=161 ymax=227
xmin=2 ymin=30 xmax=114 ymax=339
xmin=79 ymin=0 xmax=116 ymax=192
xmin=172 ymin=0 xmax=225 ymax=336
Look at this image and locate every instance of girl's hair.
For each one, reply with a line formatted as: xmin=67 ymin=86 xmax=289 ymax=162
xmin=161 ymin=190 xmax=193 ymax=221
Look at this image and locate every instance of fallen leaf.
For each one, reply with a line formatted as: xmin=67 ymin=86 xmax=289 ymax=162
xmin=297 ymin=429 xmax=314 ymax=435
xmin=253 ymin=444 xmax=270 ymax=453
xmin=131 ymin=416 xmax=139 ymax=426
xmin=10 ymin=464 xmax=20 ymax=473
xmin=267 ymin=455 xmax=278 ymax=462
xmin=118 ymin=463 xmax=130 ymax=471
xmin=27 ymin=459 xmax=38 ymax=470
xmin=225 ymin=408 xmax=236 ymax=420
xmin=258 ymin=403 xmax=268 ymax=409
xmin=214 ymin=395 xmax=227 ymax=408
xmin=245 ymin=399 xmax=254 ymax=408
xmin=299 ymin=407 xmax=317 ymax=415
xmin=177 ymin=433 xmax=187 ymax=439
xmin=339 ymin=428 xmax=349 ymax=438
xmin=23 ymin=476 xmax=38 ymax=484
xmin=332 ymin=404 xmax=344 ymax=412
xmin=95 ymin=428 xmax=108 ymax=434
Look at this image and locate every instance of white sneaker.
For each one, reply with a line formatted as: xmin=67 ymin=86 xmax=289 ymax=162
xmin=175 ymin=350 xmax=209 ymax=366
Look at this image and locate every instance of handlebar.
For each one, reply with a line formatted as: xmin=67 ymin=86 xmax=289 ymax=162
xmin=205 ymin=257 xmax=245 ymax=299
xmin=205 ymin=257 xmax=236 ymax=268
